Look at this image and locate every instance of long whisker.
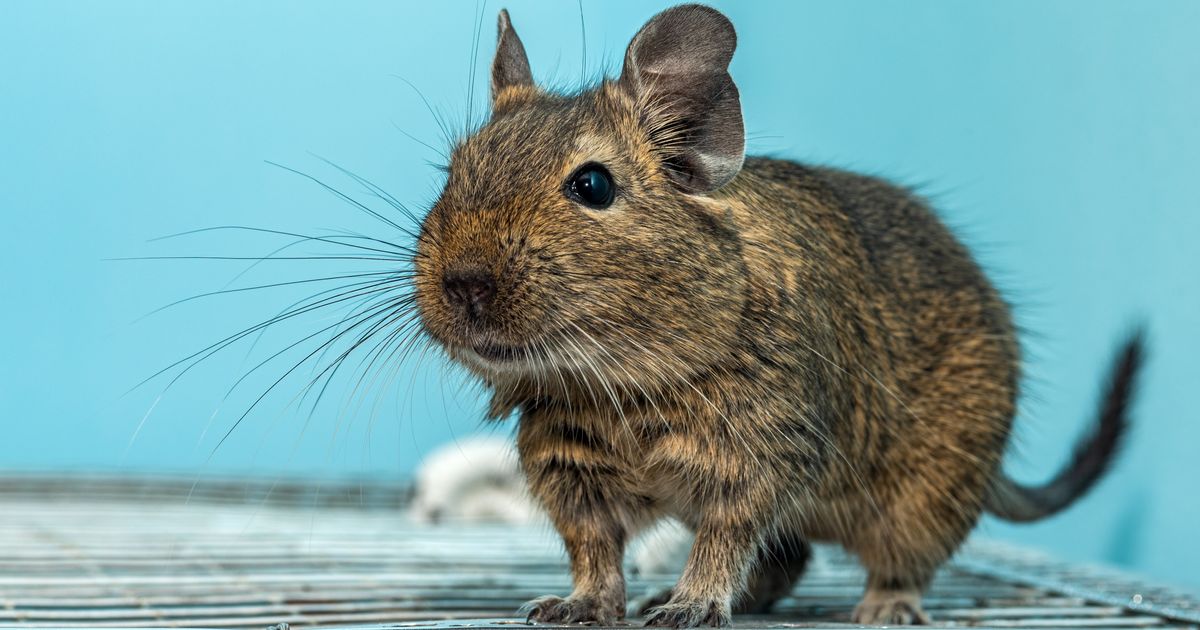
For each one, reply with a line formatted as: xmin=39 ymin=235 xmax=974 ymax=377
xmin=392 ymin=75 xmax=456 ymax=150
xmin=134 ymin=271 xmax=404 ymax=323
xmin=220 ymin=293 xmax=416 ymax=414
xmin=391 ymin=120 xmax=449 ymax=164
xmin=130 ymin=275 xmax=412 ymax=395
xmin=264 ymin=160 xmax=418 ymax=239
xmin=466 ymin=0 xmax=486 ymax=132
xmin=111 ymin=254 xmax=407 ymax=263
xmin=308 ymin=156 xmax=428 ymax=233
xmin=208 ymin=291 xmax=417 ymax=457
xmin=148 ymin=225 xmax=414 ymax=257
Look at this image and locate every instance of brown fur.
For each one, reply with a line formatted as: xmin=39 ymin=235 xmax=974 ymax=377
xmin=412 ymin=5 xmax=1141 ymax=627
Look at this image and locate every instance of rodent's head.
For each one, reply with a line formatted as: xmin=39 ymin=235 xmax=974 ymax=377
xmin=415 ymin=5 xmax=748 ymax=402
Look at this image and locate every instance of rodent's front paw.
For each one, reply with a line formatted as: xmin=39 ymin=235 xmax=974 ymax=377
xmin=521 ymin=594 xmax=622 ymax=625
xmin=643 ymin=598 xmax=730 ymax=628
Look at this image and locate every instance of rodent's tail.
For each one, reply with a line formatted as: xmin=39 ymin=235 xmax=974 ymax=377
xmin=986 ymin=329 xmax=1146 ymax=523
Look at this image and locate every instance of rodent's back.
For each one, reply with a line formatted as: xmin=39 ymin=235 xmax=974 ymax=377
xmin=718 ymin=157 xmax=1021 ymax=519
xmin=727 ymin=157 xmax=1019 ymax=392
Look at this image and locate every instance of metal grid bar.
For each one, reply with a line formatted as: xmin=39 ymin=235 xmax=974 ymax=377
xmin=0 ymin=476 xmax=1193 ymax=629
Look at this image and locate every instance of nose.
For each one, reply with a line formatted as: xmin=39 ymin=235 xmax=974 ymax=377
xmin=442 ymin=270 xmax=497 ymax=320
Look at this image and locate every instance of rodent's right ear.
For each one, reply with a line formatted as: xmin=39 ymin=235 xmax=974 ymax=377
xmin=491 ymin=9 xmax=534 ymax=109
xmin=620 ymin=4 xmax=744 ymax=193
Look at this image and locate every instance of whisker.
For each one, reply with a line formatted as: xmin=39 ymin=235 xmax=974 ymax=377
xmin=392 ymin=75 xmax=456 ymax=150
xmin=391 ymin=120 xmax=449 ymax=163
xmin=147 ymin=225 xmax=414 ymax=257
xmin=466 ymin=0 xmax=486 ymax=132
xmin=304 ymin=301 xmax=419 ymax=418
xmin=308 ymin=155 xmax=428 ymax=233
xmin=264 ymin=160 xmax=418 ymax=240
xmin=209 ymin=291 xmax=416 ymax=457
xmin=219 ymin=293 xmax=415 ymax=414
xmin=577 ymin=0 xmax=588 ymax=89
xmin=110 ymin=254 xmax=407 ymax=263
xmin=133 ymin=271 xmax=405 ymax=323
xmin=130 ymin=275 xmax=412 ymax=395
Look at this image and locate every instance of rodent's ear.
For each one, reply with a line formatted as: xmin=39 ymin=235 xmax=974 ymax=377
xmin=491 ymin=9 xmax=534 ymax=104
xmin=620 ymin=4 xmax=744 ymax=192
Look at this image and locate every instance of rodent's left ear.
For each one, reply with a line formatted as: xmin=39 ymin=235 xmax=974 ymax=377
xmin=620 ymin=4 xmax=744 ymax=192
xmin=491 ymin=9 xmax=534 ymax=104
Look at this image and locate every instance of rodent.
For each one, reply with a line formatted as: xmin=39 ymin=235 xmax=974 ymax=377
xmin=411 ymin=4 xmax=1145 ymax=627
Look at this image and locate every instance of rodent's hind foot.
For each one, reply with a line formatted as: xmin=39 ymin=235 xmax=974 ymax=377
xmin=521 ymin=594 xmax=622 ymax=625
xmin=851 ymin=587 xmax=930 ymax=625
xmin=643 ymin=598 xmax=730 ymax=628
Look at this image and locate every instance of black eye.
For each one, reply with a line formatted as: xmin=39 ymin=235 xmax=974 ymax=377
xmin=566 ymin=162 xmax=615 ymax=209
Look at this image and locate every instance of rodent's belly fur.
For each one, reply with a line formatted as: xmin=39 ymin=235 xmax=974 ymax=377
xmin=517 ymin=158 xmax=1020 ymax=566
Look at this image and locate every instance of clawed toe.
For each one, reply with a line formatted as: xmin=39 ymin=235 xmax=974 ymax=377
xmin=643 ymin=599 xmax=729 ymax=628
xmin=851 ymin=588 xmax=931 ymax=625
xmin=521 ymin=594 xmax=621 ymax=625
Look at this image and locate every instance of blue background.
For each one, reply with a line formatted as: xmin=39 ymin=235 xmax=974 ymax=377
xmin=2 ymin=1 xmax=1196 ymax=589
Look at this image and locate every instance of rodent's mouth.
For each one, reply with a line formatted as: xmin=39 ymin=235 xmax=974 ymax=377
xmin=469 ymin=342 xmax=527 ymax=363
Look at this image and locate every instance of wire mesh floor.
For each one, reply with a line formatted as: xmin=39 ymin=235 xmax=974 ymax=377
xmin=0 ymin=475 xmax=1195 ymax=629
